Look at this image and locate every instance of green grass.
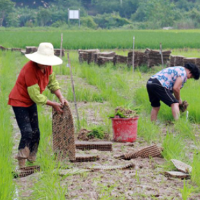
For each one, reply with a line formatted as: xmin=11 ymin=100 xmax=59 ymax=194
xmin=2 ymin=48 xmax=200 ymax=198
xmin=137 ymin=115 xmax=162 ymax=143
xmin=0 ymin=51 xmax=18 ymax=200
xmin=191 ymin=152 xmax=200 ymax=187
xmin=162 ymin=133 xmax=186 ymax=162
xmin=180 ymin=180 xmax=194 ymax=200
xmin=2 ymin=28 xmax=200 ymax=49
xmin=173 ymin=118 xmax=195 ymax=140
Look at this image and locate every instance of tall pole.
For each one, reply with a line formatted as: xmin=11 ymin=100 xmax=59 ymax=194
xmin=67 ymin=52 xmax=81 ymax=130
xmin=79 ymin=9 xmax=80 ymax=27
xmin=160 ymin=43 xmax=164 ymax=68
xmin=59 ymin=33 xmax=63 ymax=74
xmin=68 ymin=8 xmax=70 ymax=25
xmin=60 ymin=33 xmax=63 ymax=58
xmin=132 ymin=36 xmax=135 ymax=73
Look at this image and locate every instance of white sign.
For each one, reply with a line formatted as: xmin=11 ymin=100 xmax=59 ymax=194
xmin=69 ymin=10 xmax=79 ymax=19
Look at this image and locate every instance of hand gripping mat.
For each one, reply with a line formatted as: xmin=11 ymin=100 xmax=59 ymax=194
xmin=75 ymin=141 xmax=112 ymax=151
xmin=52 ymin=104 xmax=76 ymax=161
xmin=13 ymin=165 xmax=40 ymax=178
xmin=87 ymin=162 xmax=135 ymax=171
xmin=115 ymin=145 xmax=162 ymax=160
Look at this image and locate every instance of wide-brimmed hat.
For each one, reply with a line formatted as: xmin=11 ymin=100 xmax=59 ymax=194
xmin=25 ymin=42 xmax=63 ymax=66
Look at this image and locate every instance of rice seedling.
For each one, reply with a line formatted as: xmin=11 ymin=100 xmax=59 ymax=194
xmin=31 ymin=173 xmax=68 ymax=200
xmin=0 ymin=51 xmax=19 ymax=200
xmin=135 ymin=169 xmax=140 ymax=184
xmin=78 ymin=110 xmax=89 ymax=129
xmin=97 ymin=182 xmax=119 ymax=200
xmin=2 ymin=29 xmax=200 ymax=49
xmin=66 ymin=86 xmax=104 ymax=102
xmin=180 ymin=180 xmax=194 ymax=200
xmin=74 ymin=63 xmax=134 ymax=107
xmin=137 ymin=115 xmax=162 ymax=143
xmin=173 ymin=118 xmax=195 ymax=141
xmin=161 ymin=133 xmax=187 ymax=170
xmin=87 ymin=126 xmax=105 ymax=139
xmin=191 ymin=152 xmax=200 ymax=187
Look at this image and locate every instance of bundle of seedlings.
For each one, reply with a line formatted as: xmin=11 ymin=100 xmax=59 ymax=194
xmin=109 ymin=106 xmax=139 ymax=118
xmin=77 ymin=126 xmax=109 ymax=141
xmin=179 ymin=100 xmax=189 ymax=112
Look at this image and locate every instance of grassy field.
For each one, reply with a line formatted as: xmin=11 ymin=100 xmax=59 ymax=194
xmin=1 ymin=28 xmax=200 ymax=49
xmin=1 ymin=47 xmax=200 ymax=199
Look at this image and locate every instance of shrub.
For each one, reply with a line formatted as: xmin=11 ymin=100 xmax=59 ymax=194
xmin=51 ymin=20 xmax=67 ymax=28
xmin=93 ymin=13 xmax=131 ymax=29
xmin=81 ymin=16 xmax=97 ymax=29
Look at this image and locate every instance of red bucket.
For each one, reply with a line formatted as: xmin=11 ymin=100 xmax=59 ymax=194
xmin=111 ymin=116 xmax=139 ymax=142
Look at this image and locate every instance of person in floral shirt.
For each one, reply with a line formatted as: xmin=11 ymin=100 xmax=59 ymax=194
xmin=146 ymin=63 xmax=199 ymax=121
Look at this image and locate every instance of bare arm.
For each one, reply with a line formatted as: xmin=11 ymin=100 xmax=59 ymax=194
xmin=46 ymin=89 xmax=69 ymax=114
xmin=46 ymin=100 xmax=63 ymax=114
xmin=173 ymin=76 xmax=183 ymax=104
xmin=53 ymin=89 xmax=69 ymax=105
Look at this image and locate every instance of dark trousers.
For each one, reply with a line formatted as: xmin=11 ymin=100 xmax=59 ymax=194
xmin=12 ymin=104 xmax=40 ymax=153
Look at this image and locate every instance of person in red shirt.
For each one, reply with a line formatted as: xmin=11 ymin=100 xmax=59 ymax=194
xmin=8 ymin=42 xmax=68 ymax=168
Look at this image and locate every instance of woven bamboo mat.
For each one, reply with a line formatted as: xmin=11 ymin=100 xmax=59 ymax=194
xmin=13 ymin=165 xmax=40 ymax=178
xmin=115 ymin=145 xmax=162 ymax=160
xmin=52 ymin=103 xmax=75 ymax=161
xmin=171 ymin=159 xmax=192 ymax=173
xmin=71 ymin=154 xmax=100 ymax=162
xmin=75 ymin=141 xmax=112 ymax=151
xmin=87 ymin=162 xmax=135 ymax=171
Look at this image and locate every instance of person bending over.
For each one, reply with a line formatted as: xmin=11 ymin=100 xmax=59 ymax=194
xmin=146 ymin=63 xmax=199 ymax=121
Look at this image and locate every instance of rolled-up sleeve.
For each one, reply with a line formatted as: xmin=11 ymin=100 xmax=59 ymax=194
xmin=27 ymin=84 xmax=47 ymax=105
xmin=47 ymin=72 xmax=61 ymax=93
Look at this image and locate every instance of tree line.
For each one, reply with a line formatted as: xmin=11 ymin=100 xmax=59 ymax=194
xmin=1 ymin=0 xmax=200 ymax=29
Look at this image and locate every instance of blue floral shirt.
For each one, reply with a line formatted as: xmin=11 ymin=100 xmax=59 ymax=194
xmin=152 ymin=66 xmax=187 ymax=91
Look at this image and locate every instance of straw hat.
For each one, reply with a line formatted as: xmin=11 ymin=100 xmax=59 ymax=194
xmin=25 ymin=42 xmax=63 ymax=66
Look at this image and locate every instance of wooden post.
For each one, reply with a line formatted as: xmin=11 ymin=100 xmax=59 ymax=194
xmin=60 ymin=33 xmax=63 ymax=58
xmin=67 ymin=52 xmax=81 ymax=130
xmin=132 ymin=36 xmax=135 ymax=73
xmin=79 ymin=9 xmax=80 ymax=27
xmin=174 ymin=57 xmax=176 ymax=67
xmin=160 ymin=43 xmax=164 ymax=68
xmin=68 ymin=8 xmax=69 ymax=25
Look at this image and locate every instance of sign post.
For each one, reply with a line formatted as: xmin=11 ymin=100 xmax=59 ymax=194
xmin=68 ymin=9 xmax=80 ymax=27
xmin=60 ymin=33 xmax=63 ymax=58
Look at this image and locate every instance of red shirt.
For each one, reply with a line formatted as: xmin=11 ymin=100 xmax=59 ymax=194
xmin=8 ymin=61 xmax=52 ymax=107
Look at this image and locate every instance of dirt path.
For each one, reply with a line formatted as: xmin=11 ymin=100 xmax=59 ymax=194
xmin=11 ymin=74 xmax=200 ymax=200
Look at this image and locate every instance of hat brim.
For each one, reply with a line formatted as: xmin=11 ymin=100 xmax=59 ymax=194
xmin=25 ymin=52 xmax=63 ymax=66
